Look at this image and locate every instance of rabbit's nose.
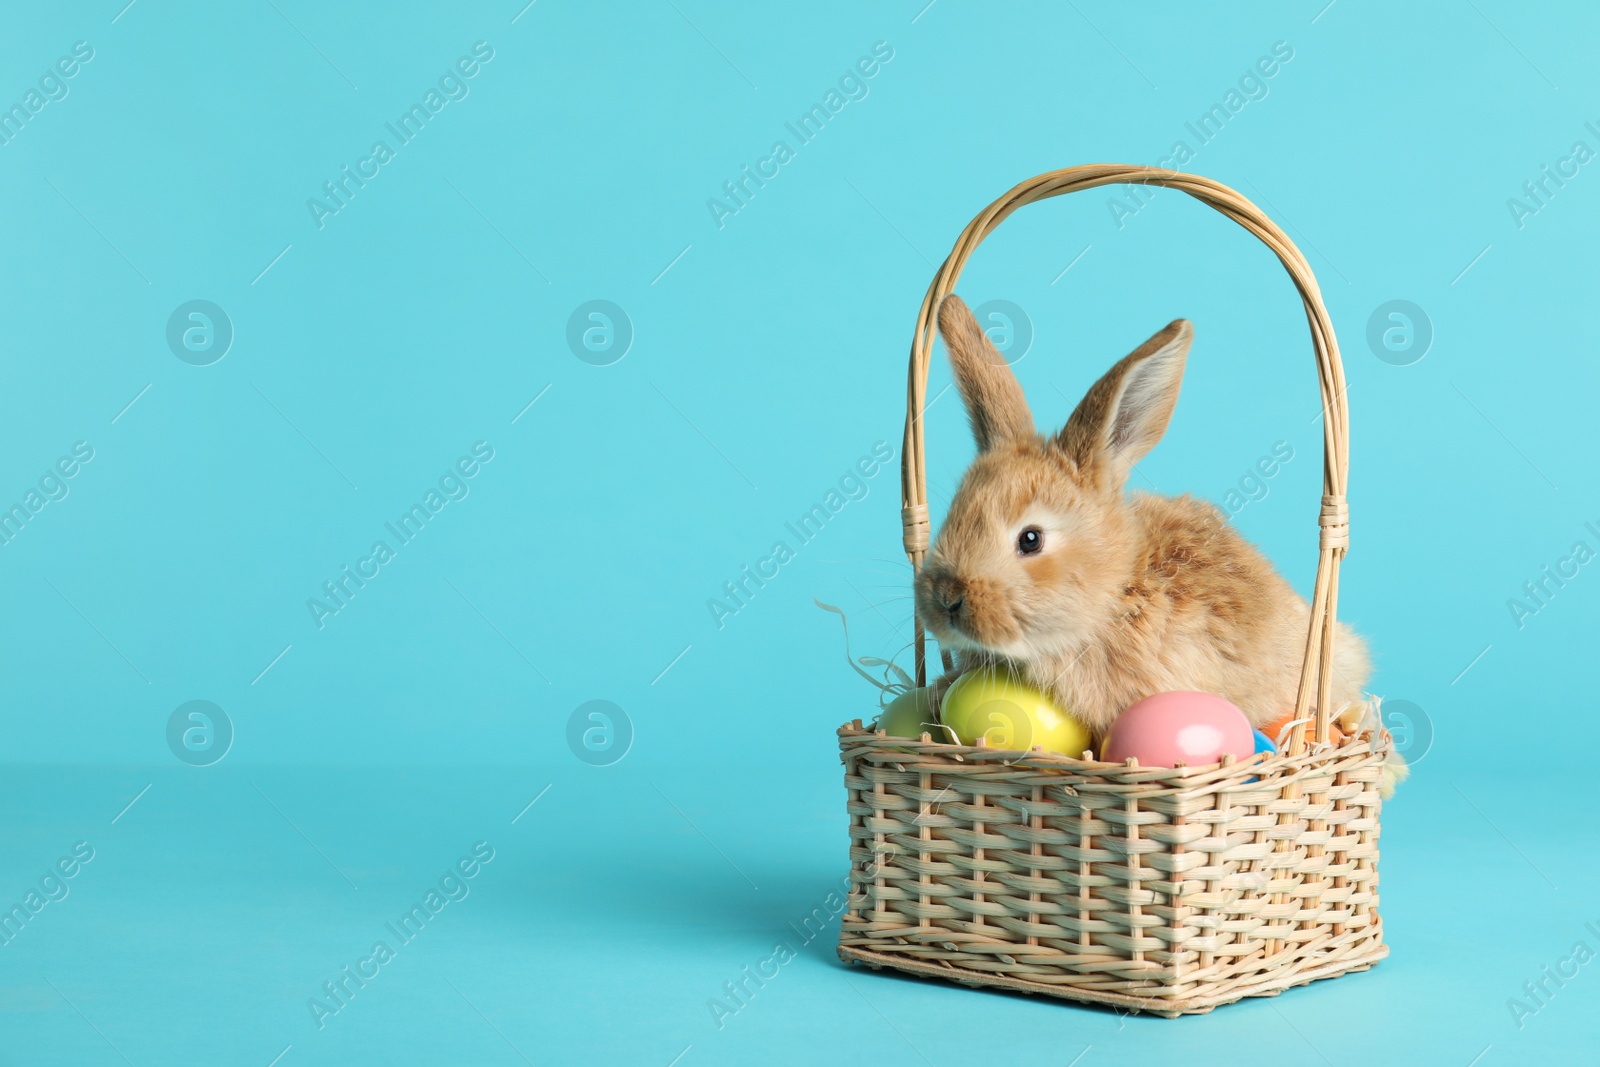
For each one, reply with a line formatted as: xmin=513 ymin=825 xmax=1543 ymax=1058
xmin=934 ymin=578 xmax=965 ymax=614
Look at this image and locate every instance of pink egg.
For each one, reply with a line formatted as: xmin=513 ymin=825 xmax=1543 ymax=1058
xmin=1102 ymin=691 xmax=1255 ymax=769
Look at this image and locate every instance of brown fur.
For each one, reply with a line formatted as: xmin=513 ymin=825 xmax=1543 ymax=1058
xmin=937 ymin=294 xmax=1035 ymax=450
xmin=918 ymin=295 xmax=1370 ymax=736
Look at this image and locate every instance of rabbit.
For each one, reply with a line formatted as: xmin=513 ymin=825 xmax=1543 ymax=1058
xmin=915 ymin=294 xmax=1374 ymax=750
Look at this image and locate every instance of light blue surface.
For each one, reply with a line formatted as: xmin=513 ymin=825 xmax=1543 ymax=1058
xmin=1 ymin=1 xmax=1597 ymax=1063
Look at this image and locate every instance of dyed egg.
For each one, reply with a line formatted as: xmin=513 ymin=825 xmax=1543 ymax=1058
xmin=941 ymin=667 xmax=1093 ymax=758
xmin=1102 ymin=691 xmax=1255 ymax=769
xmin=877 ymin=687 xmax=942 ymax=740
xmin=1253 ymin=729 xmax=1277 ymax=756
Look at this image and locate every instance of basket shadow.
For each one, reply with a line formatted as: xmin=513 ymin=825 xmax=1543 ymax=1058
xmin=497 ymin=838 xmax=856 ymax=955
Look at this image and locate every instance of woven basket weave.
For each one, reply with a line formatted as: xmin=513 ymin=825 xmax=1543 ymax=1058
xmin=837 ymin=165 xmax=1390 ymax=1017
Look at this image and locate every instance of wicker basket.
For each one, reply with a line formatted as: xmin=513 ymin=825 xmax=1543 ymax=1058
xmin=837 ymin=165 xmax=1391 ymax=1017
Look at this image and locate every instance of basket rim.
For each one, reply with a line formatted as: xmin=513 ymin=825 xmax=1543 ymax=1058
xmin=837 ymin=718 xmax=1392 ymax=790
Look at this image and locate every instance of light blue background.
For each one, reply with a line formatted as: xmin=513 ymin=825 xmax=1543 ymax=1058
xmin=1 ymin=1 xmax=1596 ymax=1063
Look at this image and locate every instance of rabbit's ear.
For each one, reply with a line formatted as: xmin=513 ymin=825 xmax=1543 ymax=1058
xmin=1057 ymin=320 xmax=1192 ymax=488
xmin=937 ymin=295 xmax=1035 ymax=451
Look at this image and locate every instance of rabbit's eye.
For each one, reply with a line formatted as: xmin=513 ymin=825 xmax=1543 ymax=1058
xmin=1016 ymin=527 xmax=1043 ymax=555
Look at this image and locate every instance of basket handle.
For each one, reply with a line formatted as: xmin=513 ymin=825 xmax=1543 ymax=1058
xmin=899 ymin=165 xmax=1349 ymax=753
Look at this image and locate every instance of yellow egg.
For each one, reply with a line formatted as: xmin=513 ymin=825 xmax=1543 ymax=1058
xmin=941 ymin=666 xmax=1093 ymax=758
